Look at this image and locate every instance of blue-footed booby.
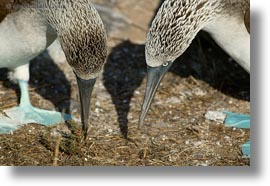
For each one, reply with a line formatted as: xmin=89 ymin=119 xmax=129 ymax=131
xmin=0 ymin=0 xmax=107 ymax=137
xmin=139 ymin=0 xmax=250 ymax=157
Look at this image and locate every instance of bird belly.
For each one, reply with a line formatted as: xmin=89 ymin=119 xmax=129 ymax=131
xmin=204 ymin=17 xmax=250 ymax=73
xmin=0 ymin=9 xmax=56 ymax=69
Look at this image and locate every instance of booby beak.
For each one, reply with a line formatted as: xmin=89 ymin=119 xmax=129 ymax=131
xmin=76 ymin=75 xmax=96 ymax=138
xmin=138 ymin=62 xmax=173 ymax=129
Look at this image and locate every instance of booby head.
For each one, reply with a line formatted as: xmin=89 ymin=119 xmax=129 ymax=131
xmin=60 ymin=11 xmax=107 ymax=138
xmin=139 ymin=0 xmax=212 ymax=128
xmin=62 ymin=3 xmax=107 ymax=138
xmin=39 ymin=0 xmax=108 ymax=137
xmin=139 ymin=0 xmax=250 ymax=128
xmin=0 ymin=0 xmax=107 ymax=137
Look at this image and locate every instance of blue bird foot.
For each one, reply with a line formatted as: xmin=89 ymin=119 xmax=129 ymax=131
xmin=0 ymin=116 xmax=20 ymax=134
xmin=0 ymin=106 xmax=71 ymax=134
xmin=224 ymin=111 xmax=250 ymax=158
xmin=241 ymin=141 xmax=250 ymax=158
xmin=224 ymin=111 xmax=250 ymax=129
xmin=0 ymin=80 xmax=71 ymax=134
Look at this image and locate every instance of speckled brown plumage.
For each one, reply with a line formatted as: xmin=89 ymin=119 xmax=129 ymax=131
xmin=0 ymin=0 xmax=14 ymax=22
xmin=37 ymin=0 xmax=107 ymax=79
xmin=244 ymin=9 xmax=250 ymax=33
xmin=0 ymin=0 xmax=34 ymax=22
xmin=1 ymin=0 xmax=107 ymax=79
xmin=0 ymin=0 xmax=108 ymax=136
xmin=146 ymin=0 xmax=250 ymax=67
xmin=139 ymin=0 xmax=250 ymax=135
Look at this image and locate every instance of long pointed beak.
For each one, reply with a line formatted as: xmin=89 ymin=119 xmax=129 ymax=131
xmin=76 ymin=76 xmax=96 ymax=138
xmin=138 ymin=62 xmax=173 ymax=129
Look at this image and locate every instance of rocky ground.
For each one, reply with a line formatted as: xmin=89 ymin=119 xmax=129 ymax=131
xmin=0 ymin=0 xmax=250 ymax=166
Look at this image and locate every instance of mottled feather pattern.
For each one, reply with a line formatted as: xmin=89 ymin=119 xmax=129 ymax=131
xmin=217 ymin=0 xmax=249 ymax=17
xmin=0 ymin=0 xmax=15 ymax=22
xmin=0 ymin=0 xmax=107 ymax=79
xmin=146 ymin=0 xmax=250 ymax=67
xmin=0 ymin=0 xmax=35 ymax=22
xmin=146 ymin=0 xmax=215 ymax=66
xmin=36 ymin=0 xmax=107 ymax=79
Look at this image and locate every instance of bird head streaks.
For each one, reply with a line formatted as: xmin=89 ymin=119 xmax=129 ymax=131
xmin=0 ymin=0 xmax=13 ymax=22
xmin=37 ymin=0 xmax=108 ymax=137
xmin=146 ymin=0 xmax=214 ymax=67
xmin=0 ymin=0 xmax=108 ymax=137
xmin=145 ymin=0 xmax=249 ymax=68
xmin=139 ymin=0 xmax=250 ymax=128
xmin=38 ymin=0 xmax=108 ymax=80
xmin=1 ymin=0 xmax=107 ymax=80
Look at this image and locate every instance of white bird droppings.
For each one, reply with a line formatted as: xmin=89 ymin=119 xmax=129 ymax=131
xmin=205 ymin=111 xmax=226 ymax=123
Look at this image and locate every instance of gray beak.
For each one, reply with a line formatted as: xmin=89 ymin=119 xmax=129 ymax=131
xmin=138 ymin=62 xmax=173 ymax=129
xmin=76 ymin=76 xmax=96 ymax=138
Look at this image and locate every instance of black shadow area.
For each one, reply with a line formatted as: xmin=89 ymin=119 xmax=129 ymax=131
xmin=170 ymin=31 xmax=250 ymax=101
xmin=103 ymin=41 xmax=146 ymax=138
xmin=149 ymin=0 xmax=250 ymax=101
xmin=102 ymin=33 xmax=250 ymax=138
xmin=0 ymin=50 xmax=71 ymax=115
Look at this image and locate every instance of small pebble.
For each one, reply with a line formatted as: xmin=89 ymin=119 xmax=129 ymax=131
xmin=95 ymin=101 xmax=101 ymax=107
xmin=192 ymin=88 xmax=207 ymax=96
xmin=224 ymin=136 xmax=231 ymax=141
xmin=194 ymin=141 xmax=202 ymax=147
xmin=161 ymin=135 xmax=168 ymax=141
xmin=205 ymin=111 xmax=226 ymax=123
xmin=200 ymin=163 xmax=208 ymax=166
xmin=166 ymin=97 xmax=181 ymax=104
xmin=95 ymin=108 xmax=100 ymax=113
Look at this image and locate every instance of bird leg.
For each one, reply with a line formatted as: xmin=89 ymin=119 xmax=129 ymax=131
xmin=3 ymin=80 xmax=72 ymax=125
xmin=0 ymin=68 xmax=72 ymax=134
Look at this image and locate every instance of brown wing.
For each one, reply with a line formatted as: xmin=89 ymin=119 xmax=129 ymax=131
xmin=0 ymin=0 xmax=15 ymax=22
xmin=244 ymin=8 xmax=250 ymax=34
xmin=0 ymin=0 xmax=34 ymax=23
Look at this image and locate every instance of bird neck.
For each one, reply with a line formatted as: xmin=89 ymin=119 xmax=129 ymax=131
xmin=203 ymin=16 xmax=250 ymax=73
xmin=37 ymin=0 xmax=107 ymax=80
xmin=202 ymin=0 xmax=250 ymax=72
xmin=147 ymin=0 xmax=217 ymax=62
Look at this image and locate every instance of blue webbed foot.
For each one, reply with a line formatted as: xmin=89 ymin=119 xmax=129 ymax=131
xmin=0 ymin=80 xmax=72 ymax=134
xmin=224 ymin=111 xmax=250 ymax=158
xmin=224 ymin=111 xmax=250 ymax=129
xmin=0 ymin=116 xmax=20 ymax=134
xmin=5 ymin=105 xmax=71 ymax=125
xmin=241 ymin=141 xmax=250 ymax=158
xmin=0 ymin=106 xmax=71 ymax=134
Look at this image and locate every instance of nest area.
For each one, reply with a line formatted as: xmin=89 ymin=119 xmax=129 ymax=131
xmin=0 ymin=0 xmax=250 ymax=166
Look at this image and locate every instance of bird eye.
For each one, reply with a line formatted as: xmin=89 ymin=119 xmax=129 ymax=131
xmin=163 ymin=62 xmax=169 ymax=67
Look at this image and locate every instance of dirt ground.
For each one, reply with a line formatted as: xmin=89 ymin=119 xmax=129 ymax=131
xmin=0 ymin=0 xmax=250 ymax=166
